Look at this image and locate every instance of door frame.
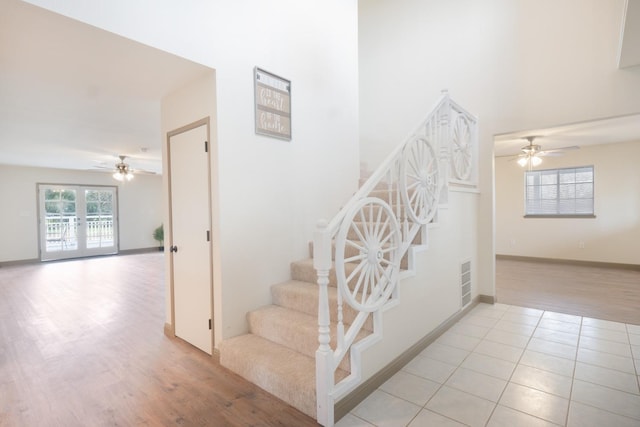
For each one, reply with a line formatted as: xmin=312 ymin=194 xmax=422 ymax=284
xmin=37 ymin=183 xmax=119 ymax=261
xmin=166 ymin=117 xmax=215 ymax=353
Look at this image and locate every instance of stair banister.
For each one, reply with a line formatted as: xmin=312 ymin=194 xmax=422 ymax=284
xmin=314 ymin=219 xmax=334 ymax=426
xmin=314 ymin=90 xmax=477 ymax=426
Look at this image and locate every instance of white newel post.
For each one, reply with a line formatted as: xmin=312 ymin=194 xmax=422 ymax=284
xmin=314 ymin=219 xmax=334 ymax=426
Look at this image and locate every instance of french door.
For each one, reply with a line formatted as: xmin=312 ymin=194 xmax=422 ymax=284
xmin=39 ymin=184 xmax=118 ymax=261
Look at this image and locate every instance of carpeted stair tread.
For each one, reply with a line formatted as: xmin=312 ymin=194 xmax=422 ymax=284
xmin=290 ymin=258 xmax=358 ymax=287
xmin=291 ymin=256 xmax=412 ymax=289
xmin=248 ymin=305 xmax=318 ymax=359
xmin=308 ymin=241 xmax=409 ymax=269
xmin=271 ymin=280 xmax=373 ymax=332
xmin=349 ymin=222 xmax=425 ymax=244
xmin=248 ymin=304 xmax=367 ymax=372
xmin=368 ymin=189 xmax=401 ymax=203
xmin=368 ymin=188 xmax=422 ymax=204
xmin=216 ymin=168 xmax=441 ymax=422
xmin=219 ymin=333 xmax=348 ymax=419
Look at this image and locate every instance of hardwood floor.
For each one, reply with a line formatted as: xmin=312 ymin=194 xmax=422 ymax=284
xmin=496 ymin=257 xmax=640 ymax=325
xmin=0 ymin=253 xmax=317 ymax=426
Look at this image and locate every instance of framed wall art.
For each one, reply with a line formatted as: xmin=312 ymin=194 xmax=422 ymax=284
xmin=254 ymin=67 xmax=291 ymax=140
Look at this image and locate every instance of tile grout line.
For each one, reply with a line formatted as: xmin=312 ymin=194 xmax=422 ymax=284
xmin=628 ymin=324 xmax=640 ymax=395
xmin=458 ymin=307 xmax=505 ymax=424
xmin=564 ymin=314 xmax=583 ymax=427
xmin=348 ymin=305 xmax=640 ymax=426
xmin=480 ymin=307 xmax=510 ymax=427
xmin=404 ymin=304 xmax=502 ymax=427
xmin=411 ymin=311 xmax=487 ymax=427
xmin=355 ymin=306 xmax=497 ymax=427
xmin=483 ymin=306 xmax=552 ymax=426
xmin=568 ymin=318 xmax=640 ymax=423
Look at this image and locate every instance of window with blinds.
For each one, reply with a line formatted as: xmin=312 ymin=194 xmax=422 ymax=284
xmin=525 ymin=166 xmax=594 ymax=216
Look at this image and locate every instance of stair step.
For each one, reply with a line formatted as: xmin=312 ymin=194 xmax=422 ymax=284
xmin=347 ymin=222 xmax=387 ymax=241
xmin=272 ymin=280 xmax=373 ymax=332
xmin=291 ymin=258 xmax=330 ymax=286
xmin=248 ymin=305 xmax=366 ymax=372
xmin=369 ymin=188 xmax=420 ymax=204
xmin=358 ymin=177 xmax=394 ymax=190
xmin=349 ymin=222 xmax=424 ymax=244
xmin=292 ymin=252 xmax=414 ymax=289
xmin=365 ymin=203 xmax=409 ymax=217
xmin=217 ymin=172 xmax=440 ymax=423
xmin=368 ymin=188 xmax=399 ymax=203
xmin=308 ymin=240 xmax=409 ymax=269
xmin=291 ymin=258 xmax=355 ymax=287
xmin=219 ymin=334 xmax=348 ymax=419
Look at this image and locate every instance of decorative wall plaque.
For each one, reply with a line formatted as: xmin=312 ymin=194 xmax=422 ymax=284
xmin=254 ymin=67 xmax=291 ymax=140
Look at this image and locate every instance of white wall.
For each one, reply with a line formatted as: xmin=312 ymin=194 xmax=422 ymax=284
xmin=362 ymin=190 xmax=478 ymax=377
xmin=358 ymin=0 xmax=640 ymax=385
xmin=210 ymin=2 xmax=359 ymax=342
xmin=359 ymin=0 xmax=640 ymax=299
xmin=496 ymin=140 xmax=640 ymax=265
xmin=160 ymin=71 xmax=218 ymax=341
xmin=26 ymin=0 xmax=361 ymax=343
xmin=0 ymin=164 xmax=162 ymax=262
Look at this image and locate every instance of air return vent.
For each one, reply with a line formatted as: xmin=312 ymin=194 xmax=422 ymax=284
xmin=461 ymin=260 xmax=471 ymax=307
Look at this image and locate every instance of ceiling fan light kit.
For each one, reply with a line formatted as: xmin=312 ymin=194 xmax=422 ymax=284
xmin=112 ymin=170 xmax=134 ymax=181
xmin=517 ymin=155 xmax=542 ymax=168
xmin=509 ymin=135 xmax=579 ymax=170
xmin=91 ymin=154 xmax=157 ymax=179
xmin=112 ymin=155 xmax=134 ymax=181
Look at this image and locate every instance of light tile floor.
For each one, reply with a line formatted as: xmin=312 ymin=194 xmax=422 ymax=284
xmin=336 ymin=303 xmax=640 ymax=427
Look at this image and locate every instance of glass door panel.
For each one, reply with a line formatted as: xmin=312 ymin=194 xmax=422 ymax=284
xmin=39 ymin=185 xmax=118 ymax=261
xmin=43 ymin=188 xmax=78 ymax=254
xmin=85 ymin=189 xmax=115 ymax=249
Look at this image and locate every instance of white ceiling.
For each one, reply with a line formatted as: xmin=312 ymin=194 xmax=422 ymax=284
xmin=619 ymin=0 xmax=640 ymax=68
xmin=494 ymin=113 xmax=640 ymax=158
xmin=496 ymin=1 xmax=640 ymax=158
xmin=2 ymin=1 xmax=638 ymax=172
xmin=0 ymin=0 xmax=212 ymax=174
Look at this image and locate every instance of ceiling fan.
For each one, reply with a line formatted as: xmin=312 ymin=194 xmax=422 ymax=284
xmin=93 ymin=155 xmax=156 ymax=181
xmin=112 ymin=155 xmax=134 ymax=181
xmin=512 ymin=136 xmax=579 ymax=169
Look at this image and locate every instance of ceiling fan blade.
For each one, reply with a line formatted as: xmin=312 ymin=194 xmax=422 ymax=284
xmin=543 ymin=145 xmax=580 ymax=153
xmin=538 ymin=151 xmax=564 ymax=157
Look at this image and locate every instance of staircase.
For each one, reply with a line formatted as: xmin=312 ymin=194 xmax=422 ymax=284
xmin=219 ymin=92 xmax=478 ymax=425
xmin=219 ymin=205 xmax=413 ymax=418
xmin=219 ymin=189 xmax=425 ymax=419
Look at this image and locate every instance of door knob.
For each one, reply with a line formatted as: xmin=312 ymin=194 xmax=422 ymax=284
xmin=170 ymin=245 xmax=178 ymax=253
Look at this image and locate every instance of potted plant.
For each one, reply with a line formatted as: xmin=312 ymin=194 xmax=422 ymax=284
xmin=153 ymin=224 xmax=164 ymax=251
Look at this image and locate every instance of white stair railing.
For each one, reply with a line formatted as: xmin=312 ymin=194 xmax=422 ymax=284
xmin=314 ymin=91 xmax=477 ymax=426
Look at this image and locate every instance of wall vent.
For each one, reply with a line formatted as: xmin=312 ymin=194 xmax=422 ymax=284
xmin=461 ymin=260 xmax=471 ymax=307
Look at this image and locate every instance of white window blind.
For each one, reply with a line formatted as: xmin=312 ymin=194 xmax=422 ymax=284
xmin=525 ymin=166 xmax=594 ymax=216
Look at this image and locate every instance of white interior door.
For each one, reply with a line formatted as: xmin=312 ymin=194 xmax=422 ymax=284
xmin=169 ymin=122 xmax=213 ymax=354
xmin=39 ymin=185 xmax=118 ymax=261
